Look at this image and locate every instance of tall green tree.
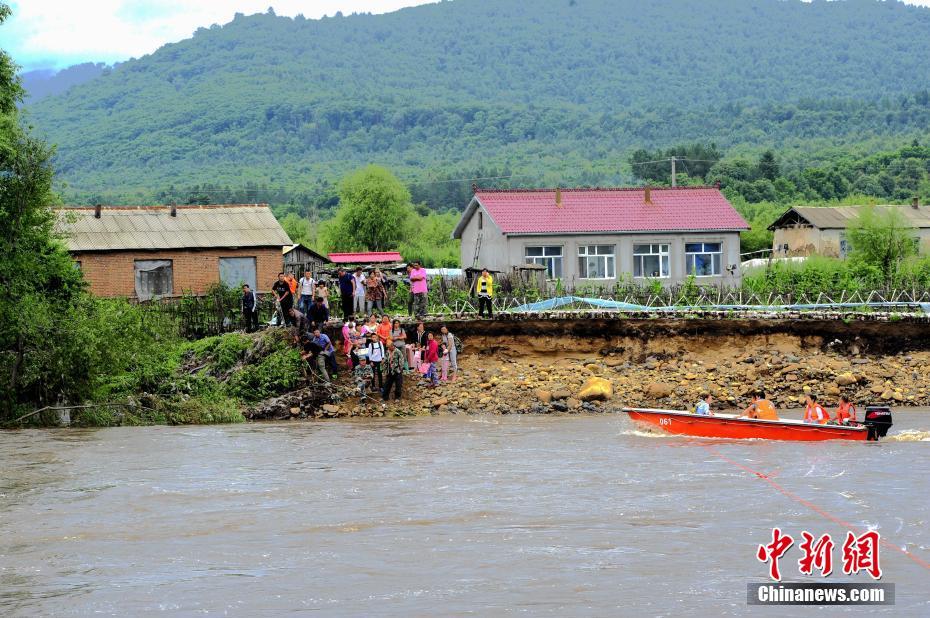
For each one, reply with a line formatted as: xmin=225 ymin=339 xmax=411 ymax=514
xmin=847 ymin=206 xmax=917 ymax=284
xmin=756 ymin=150 xmax=779 ymax=181
xmin=321 ymin=165 xmax=413 ymax=252
xmin=0 ymin=3 xmax=84 ymax=418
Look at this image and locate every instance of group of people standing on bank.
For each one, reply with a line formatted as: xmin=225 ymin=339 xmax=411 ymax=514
xmin=240 ymin=266 xmax=497 ymax=332
xmin=300 ymin=314 xmax=459 ymax=404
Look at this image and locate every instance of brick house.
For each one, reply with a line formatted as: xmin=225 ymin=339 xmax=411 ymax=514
xmin=55 ymin=204 xmax=292 ymax=299
xmin=452 ymin=186 xmax=749 ymax=286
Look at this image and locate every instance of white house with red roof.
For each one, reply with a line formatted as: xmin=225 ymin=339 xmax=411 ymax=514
xmin=452 ymin=186 xmax=749 ymax=286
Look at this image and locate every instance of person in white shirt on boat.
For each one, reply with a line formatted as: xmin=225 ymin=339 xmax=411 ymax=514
xmin=803 ymin=393 xmax=832 ymax=424
xmin=695 ymin=392 xmax=713 ymax=416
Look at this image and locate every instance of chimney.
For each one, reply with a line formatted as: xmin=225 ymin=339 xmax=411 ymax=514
xmin=644 ymin=185 xmax=652 ymax=204
xmin=94 ymin=204 xmax=101 ymax=219
xmin=912 ymin=196 xmax=920 ymax=209
xmin=170 ymin=204 xmax=177 ymax=217
xmin=555 ymin=187 xmax=562 ymax=208
xmin=714 ymin=180 xmax=721 ymax=190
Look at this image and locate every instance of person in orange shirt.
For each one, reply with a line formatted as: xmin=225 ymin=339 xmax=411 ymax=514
xmin=835 ymin=395 xmax=857 ymax=425
xmin=376 ymin=315 xmax=392 ymax=343
xmin=285 ymin=272 xmax=298 ymax=296
xmin=739 ymin=390 xmax=779 ymax=420
xmin=803 ymin=394 xmax=831 ymax=424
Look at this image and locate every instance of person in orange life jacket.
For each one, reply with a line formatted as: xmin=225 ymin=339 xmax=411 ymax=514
xmin=834 ymin=395 xmax=858 ymax=424
xmin=738 ymin=390 xmax=779 ymax=420
xmin=803 ymin=393 xmax=831 ymax=424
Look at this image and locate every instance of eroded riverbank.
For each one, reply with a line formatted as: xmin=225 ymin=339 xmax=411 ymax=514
xmin=250 ymin=314 xmax=930 ymax=420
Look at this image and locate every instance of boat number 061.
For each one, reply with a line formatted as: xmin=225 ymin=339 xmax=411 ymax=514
xmin=659 ymin=417 xmax=672 ymax=426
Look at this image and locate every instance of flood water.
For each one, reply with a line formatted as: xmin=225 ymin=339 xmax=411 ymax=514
xmin=1 ymin=414 xmax=929 ymax=616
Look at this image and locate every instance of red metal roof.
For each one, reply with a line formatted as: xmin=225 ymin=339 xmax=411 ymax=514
xmin=473 ymin=187 xmax=749 ymax=234
xmin=328 ymin=251 xmax=403 ymax=264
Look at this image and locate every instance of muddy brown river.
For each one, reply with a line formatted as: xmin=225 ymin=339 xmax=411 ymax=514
xmin=1 ymin=414 xmax=928 ymax=616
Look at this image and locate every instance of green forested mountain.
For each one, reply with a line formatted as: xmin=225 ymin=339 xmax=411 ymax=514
xmin=22 ymin=0 xmax=930 ymax=208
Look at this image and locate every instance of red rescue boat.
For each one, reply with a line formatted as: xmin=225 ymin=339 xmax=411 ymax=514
xmin=622 ymin=407 xmax=894 ymax=442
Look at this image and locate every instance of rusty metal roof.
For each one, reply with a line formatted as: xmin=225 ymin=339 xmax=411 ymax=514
xmin=55 ymin=204 xmax=292 ymax=251
xmin=770 ymin=205 xmax=930 ymax=230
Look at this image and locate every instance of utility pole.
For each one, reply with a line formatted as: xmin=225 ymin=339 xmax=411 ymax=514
xmin=670 ymin=156 xmax=677 ymax=187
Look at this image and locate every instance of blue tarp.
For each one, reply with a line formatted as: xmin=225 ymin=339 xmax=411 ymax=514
xmin=509 ymin=296 xmax=930 ymax=315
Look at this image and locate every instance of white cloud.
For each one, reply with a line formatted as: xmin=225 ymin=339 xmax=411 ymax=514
xmin=5 ymin=0 xmax=439 ymax=70
xmin=6 ymin=0 xmax=930 ymax=71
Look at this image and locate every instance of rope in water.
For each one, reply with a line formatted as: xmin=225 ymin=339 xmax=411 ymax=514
xmin=700 ymin=443 xmax=930 ymax=573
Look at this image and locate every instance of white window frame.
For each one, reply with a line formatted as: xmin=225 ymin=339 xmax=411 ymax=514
xmin=632 ymin=243 xmax=670 ymax=279
xmin=578 ymin=244 xmax=616 ymax=279
xmin=525 ymin=246 xmax=563 ymax=279
xmin=685 ymin=242 xmax=723 ymax=277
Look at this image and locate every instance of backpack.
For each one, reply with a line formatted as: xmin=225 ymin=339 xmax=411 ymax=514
xmin=452 ymin=335 xmax=464 ymax=354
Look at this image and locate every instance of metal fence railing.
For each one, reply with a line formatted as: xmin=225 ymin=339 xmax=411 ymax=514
xmin=134 ymin=284 xmax=930 ymax=338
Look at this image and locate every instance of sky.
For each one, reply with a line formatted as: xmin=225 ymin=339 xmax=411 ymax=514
xmin=5 ymin=0 xmax=930 ymax=72
xmin=4 ymin=1 xmax=438 ymax=71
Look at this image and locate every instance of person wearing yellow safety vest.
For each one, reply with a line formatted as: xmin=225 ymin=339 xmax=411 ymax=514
xmin=475 ymin=268 xmax=494 ymax=318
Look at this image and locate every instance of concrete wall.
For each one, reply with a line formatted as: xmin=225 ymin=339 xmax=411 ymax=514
xmin=458 ymin=206 xmax=742 ymax=286
xmin=774 ymin=225 xmax=930 ymax=258
xmin=772 ymin=226 xmax=822 ymax=257
xmin=73 ymin=247 xmax=283 ymax=297
xmin=459 ymin=202 xmax=511 ymax=270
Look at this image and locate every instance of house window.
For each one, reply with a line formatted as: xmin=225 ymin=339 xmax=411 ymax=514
xmin=134 ymin=259 xmax=173 ymax=300
xmin=578 ymin=245 xmax=616 ymax=279
xmin=525 ymin=246 xmax=563 ymax=278
xmin=633 ymin=244 xmax=670 ymax=278
xmin=478 ymin=211 xmax=483 ymax=230
xmin=685 ymin=242 xmax=722 ymax=276
xmin=219 ymin=257 xmax=257 ymax=290
xmin=839 ymin=234 xmax=850 ymax=259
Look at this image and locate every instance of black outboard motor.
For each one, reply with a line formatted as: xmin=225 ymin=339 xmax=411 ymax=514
xmin=862 ymin=406 xmax=893 ymax=441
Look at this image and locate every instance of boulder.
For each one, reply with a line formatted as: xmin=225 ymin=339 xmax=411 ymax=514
xmin=566 ymin=397 xmax=582 ymax=410
xmin=535 ymin=389 xmax=553 ymax=404
xmin=321 ymin=404 xmax=340 ymax=415
xmin=835 ymin=372 xmax=858 ymax=386
xmin=432 ymin=397 xmax=449 ymax=408
xmin=584 ymin=363 xmax=603 ymax=374
xmin=551 ymin=389 xmax=572 ymax=401
xmin=645 ymin=382 xmax=675 ymax=399
xmin=577 ymin=377 xmax=613 ymax=401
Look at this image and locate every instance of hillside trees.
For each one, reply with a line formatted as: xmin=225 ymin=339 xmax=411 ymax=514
xmin=20 ymin=0 xmax=930 ymax=200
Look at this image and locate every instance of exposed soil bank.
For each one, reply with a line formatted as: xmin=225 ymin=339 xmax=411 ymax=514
xmin=249 ymin=313 xmax=930 ymax=419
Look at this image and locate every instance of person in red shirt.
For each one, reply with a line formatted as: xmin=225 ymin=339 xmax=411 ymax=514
xmin=422 ymin=332 xmax=440 ymax=387
xmin=835 ymin=395 xmax=857 ymax=424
